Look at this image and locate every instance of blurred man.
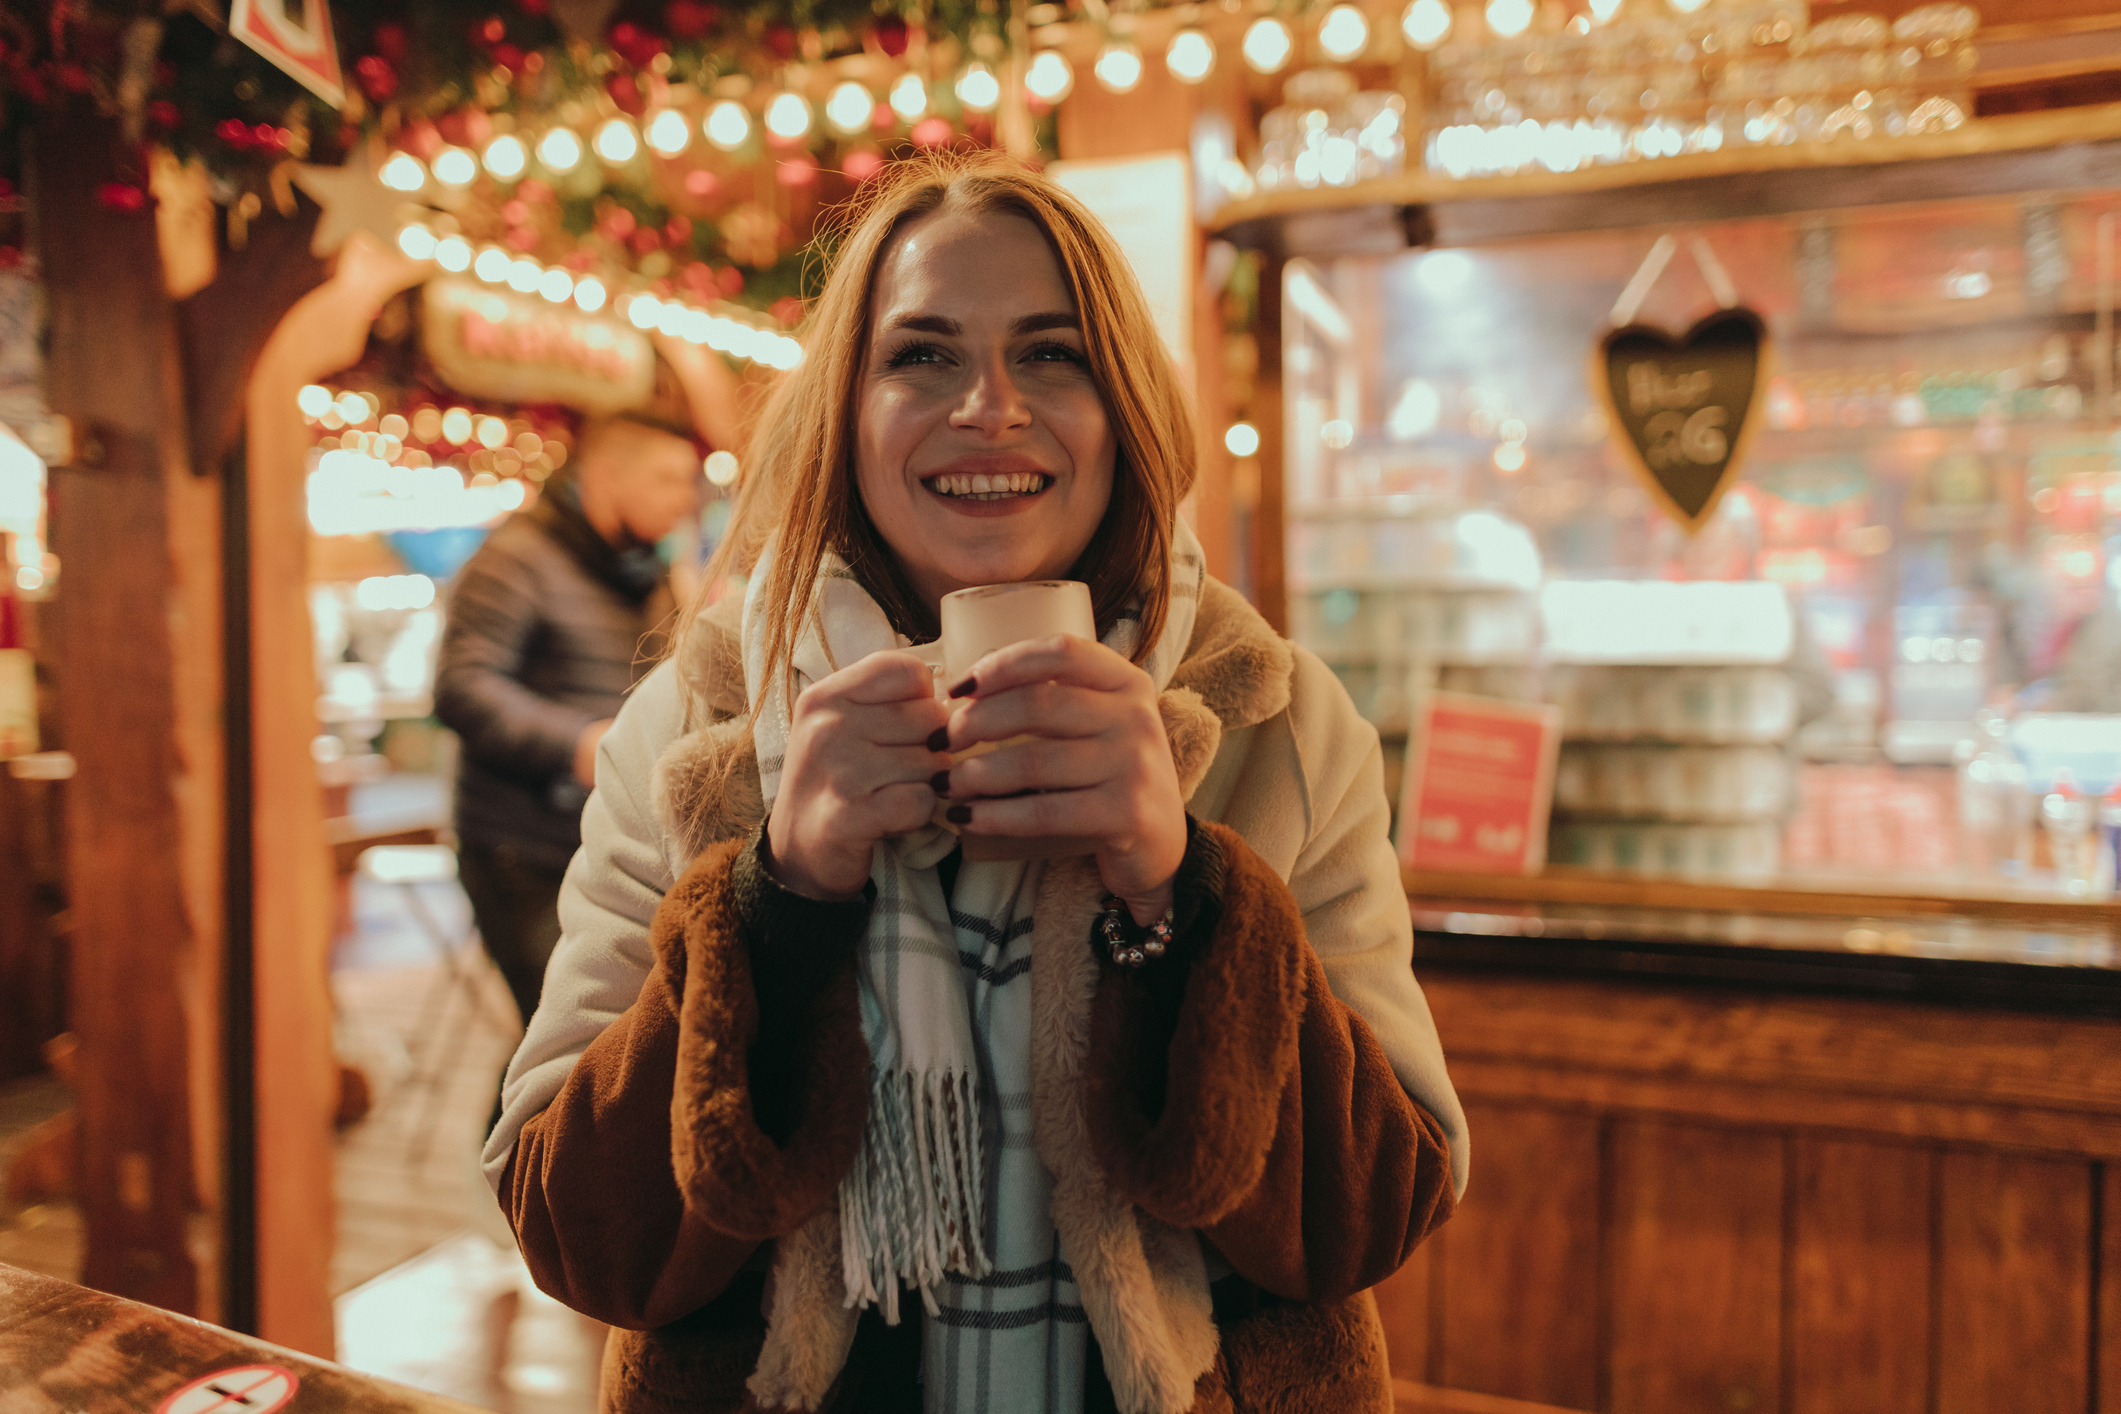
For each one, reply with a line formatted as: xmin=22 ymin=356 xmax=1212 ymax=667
xmin=435 ymin=413 xmax=701 ymax=1026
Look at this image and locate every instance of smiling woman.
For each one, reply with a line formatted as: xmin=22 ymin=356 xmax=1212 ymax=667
xmin=482 ymin=154 xmax=1467 ymax=1414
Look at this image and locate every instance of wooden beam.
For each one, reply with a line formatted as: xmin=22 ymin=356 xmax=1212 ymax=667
xmin=33 ymin=104 xmax=203 ymax=1315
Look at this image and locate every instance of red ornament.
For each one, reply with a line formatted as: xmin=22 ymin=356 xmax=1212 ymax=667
xmin=147 ymin=99 xmax=179 ymax=129
xmin=629 ymin=226 xmax=663 ymax=255
xmin=763 ymin=22 xmax=797 ymax=58
xmin=517 ymin=0 xmax=549 ymax=14
xmin=437 ymin=108 xmax=494 ymax=148
xmin=95 ymin=182 xmax=147 ymax=214
xmin=663 ymin=214 xmax=693 ymax=246
xmin=506 ymin=227 xmax=539 ymax=252
xmin=373 ymin=21 xmax=409 ymax=61
xmin=56 ymin=62 xmax=91 ymax=93
xmin=215 ymin=117 xmax=254 ymax=149
xmin=683 ymin=168 xmax=718 ymax=197
xmin=476 ymin=15 xmax=507 ymax=45
xmin=717 ymin=265 xmax=744 ymax=296
xmin=843 ymin=149 xmax=885 ymax=183
xmin=871 ymin=14 xmax=910 ymax=57
xmin=355 ymin=54 xmax=398 ymax=102
xmin=502 ymin=199 xmax=532 ymax=225
xmin=562 ymin=249 xmax=598 ymax=272
xmin=770 ymin=296 xmax=805 ymax=327
xmin=401 ymin=119 xmax=444 ymax=159
xmin=681 ymin=262 xmax=715 ymax=293
xmin=599 ymin=206 xmax=637 ymax=238
xmin=910 ymin=116 xmax=952 ymax=149
xmin=491 ymin=44 xmax=525 ymax=71
xmin=664 ymin=0 xmax=717 ymax=40
xmin=776 ymin=155 xmax=817 ymax=187
xmin=518 ymin=178 xmax=554 ymax=204
xmin=606 ymin=71 xmax=646 ymax=116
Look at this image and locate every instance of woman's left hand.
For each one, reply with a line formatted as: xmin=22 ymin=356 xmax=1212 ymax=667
xmin=939 ymin=635 xmax=1185 ymax=924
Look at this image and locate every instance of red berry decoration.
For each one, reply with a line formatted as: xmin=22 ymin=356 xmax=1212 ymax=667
xmin=716 ymin=265 xmax=744 ymax=296
xmin=95 ymin=183 xmax=147 ymax=214
xmin=665 ymin=0 xmax=717 ymax=39
xmin=872 ymin=14 xmax=910 ymax=56
xmin=664 ymin=214 xmax=694 ymax=245
xmin=215 ymin=117 xmax=253 ymax=148
xmin=492 ymin=44 xmax=525 ymax=71
xmin=373 ymin=21 xmax=409 ymax=61
xmin=355 ymin=54 xmax=398 ymax=102
xmin=599 ymin=206 xmax=637 ymax=239
xmin=763 ymin=21 xmax=797 ymax=58
xmin=477 ymin=15 xmax=507 ymax=44
xmin=606 ymin=71 xmax=646 ymax=116
xmin=147 ymin=100 xmax=179 ymax=130
xmin=629 ymin=226 xmax=663 ymax=255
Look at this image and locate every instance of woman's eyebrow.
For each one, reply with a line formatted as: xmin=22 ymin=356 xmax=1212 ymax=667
xmin=1012 ymin=311 xmax=1080 ymax=334
xmin=876 ymin=311 xmax=1079 ymax=336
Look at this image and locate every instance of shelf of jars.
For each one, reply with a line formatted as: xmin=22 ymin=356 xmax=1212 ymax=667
xmin=1208 ymin=98 xmax=2121 ymax=237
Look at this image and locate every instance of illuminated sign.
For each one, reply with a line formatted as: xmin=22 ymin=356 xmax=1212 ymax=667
xmin=422 ymin=277 xmax=657 ymax=414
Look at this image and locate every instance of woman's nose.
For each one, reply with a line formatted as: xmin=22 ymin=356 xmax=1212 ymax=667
xmin=949 ymin=355 xmax=1031 ymax=436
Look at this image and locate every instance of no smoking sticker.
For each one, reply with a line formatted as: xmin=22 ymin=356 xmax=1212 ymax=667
xmin=155 ymin=1365 xmax=299 ymax=1414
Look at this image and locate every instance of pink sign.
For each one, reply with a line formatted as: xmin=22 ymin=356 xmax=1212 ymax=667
xmin=1398 ymin=692 xmax=1561 ymax=875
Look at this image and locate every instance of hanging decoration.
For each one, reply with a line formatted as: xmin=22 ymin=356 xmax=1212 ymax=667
xmin=228 ymin=0 xmax=345 ymax=109
xmin=292 ymin=144 xmax=431 ymax=257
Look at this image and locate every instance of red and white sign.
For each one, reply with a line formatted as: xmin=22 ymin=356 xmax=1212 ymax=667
xmin=155 ymin=1365 xmax=299 ymax=1414
xmin=1398 ymin=691 xmax=1561 ymax=875
xmin=230 ymin=0 xmax=346 ymax=108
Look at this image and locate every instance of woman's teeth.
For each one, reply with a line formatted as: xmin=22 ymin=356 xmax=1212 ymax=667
xmin=928 ymin=471 xmax=1048 ymax=499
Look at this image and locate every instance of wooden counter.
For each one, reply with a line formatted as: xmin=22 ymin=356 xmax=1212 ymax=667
xmin=1385 ymin=893 xmax=2121 ymax=1414
xmin=0 ymin=1263 xmax=479 ymax=1413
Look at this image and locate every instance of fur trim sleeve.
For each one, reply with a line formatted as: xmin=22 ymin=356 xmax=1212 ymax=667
xmin=1084 ymin=820 xmax=1457 ymax=1302
xmin=664 ymin=835 xmax=873 ymax=1241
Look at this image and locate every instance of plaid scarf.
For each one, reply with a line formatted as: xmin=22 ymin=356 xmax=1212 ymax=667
xmin=743 ymin=527 xmax=1205 ymax=1413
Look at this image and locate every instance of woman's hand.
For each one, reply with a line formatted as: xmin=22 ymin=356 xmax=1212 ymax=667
xmin=766 ymin=651 xmax=953 ymax=900
xmin=939 ymin=636 xmax=1185 ymax=924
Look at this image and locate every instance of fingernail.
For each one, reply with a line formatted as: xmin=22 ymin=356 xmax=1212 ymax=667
xmin=946 ymin=805 xmax=972 ymax=825
xmin=948 ymin=675 xmax=978 ymax=699
xmin=927 ymin=726 xmax=950 ymax=752
xmin=930 ymin=771 xmax=950 ymax=797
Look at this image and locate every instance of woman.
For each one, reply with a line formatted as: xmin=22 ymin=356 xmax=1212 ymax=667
xmin=484 ymin=153 xmax=1467 ymax=1414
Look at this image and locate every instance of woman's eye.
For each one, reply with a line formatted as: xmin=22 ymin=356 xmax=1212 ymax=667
xmin=1025 ymin=341 xmax=1087 ymax=367
xmin=884 ymin=341 xmax=945 ymax=368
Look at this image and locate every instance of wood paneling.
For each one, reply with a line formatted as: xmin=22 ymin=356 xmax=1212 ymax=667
xmin=1788 ymin=1137 xmax=1933 ymax=1414
xmin=1936 ymin=1150 xmax=2093 ymax=1414
xmin=2099 ymin=1163 xmax=2121 ymax=1414
xmin=1606 ymin=1120 xmax=1784 ymax=1414
xmin=1394 ymin=1381 xmax=1589 ymax=1414
xmin=34 ymin=102 xmax=202 ymax=1318
xmin=1437 ymin=1104 xmax=1600 ymax=1411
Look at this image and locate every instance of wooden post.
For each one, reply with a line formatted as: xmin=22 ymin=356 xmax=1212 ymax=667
xmin=1254 ymin=251 xmax=1287 ymax=633
xmin=32 ymin=106 xmax=208 ymax=1316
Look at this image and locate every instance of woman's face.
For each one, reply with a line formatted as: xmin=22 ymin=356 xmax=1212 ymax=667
xmin=855 ymin=208 xmax=1117 ymax=610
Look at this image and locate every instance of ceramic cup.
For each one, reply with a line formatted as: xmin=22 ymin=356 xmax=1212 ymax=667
xmin=907 ymin=580 xmax=1098 ymax=861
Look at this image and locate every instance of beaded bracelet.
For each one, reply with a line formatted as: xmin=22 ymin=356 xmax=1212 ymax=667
xmin=1097 ymin=895 xmax=1174 ymax=968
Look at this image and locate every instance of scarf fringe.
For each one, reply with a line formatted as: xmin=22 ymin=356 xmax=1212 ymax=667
xmin=838 ymin=1067 xmax=993 ymax=1323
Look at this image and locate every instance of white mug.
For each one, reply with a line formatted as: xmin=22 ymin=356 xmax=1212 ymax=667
xmin=907 ymin=580 xmax=1098 ymax=861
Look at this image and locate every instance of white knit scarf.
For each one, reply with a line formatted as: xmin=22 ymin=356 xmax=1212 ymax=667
xmin=743 ymin=525 xmax=1204 ymax=1413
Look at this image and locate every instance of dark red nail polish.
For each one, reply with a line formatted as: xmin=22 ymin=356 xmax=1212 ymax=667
xmin=930 ymin=771 xmax=950 ymax=797
xmin=948 ymin=675 xmax=978 ymax=699
xmin=946 ymin=805 xmax=972 ymax=825
xmin=927 ymin=726 xmax=950 ymax=751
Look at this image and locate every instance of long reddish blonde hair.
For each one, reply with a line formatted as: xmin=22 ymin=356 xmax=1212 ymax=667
xmin=691 ymin=151 xmax=1196 ymax=716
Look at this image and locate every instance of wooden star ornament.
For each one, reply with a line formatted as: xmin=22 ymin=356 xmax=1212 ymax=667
xmin=291 ymin=145 xmax=429 ymax=257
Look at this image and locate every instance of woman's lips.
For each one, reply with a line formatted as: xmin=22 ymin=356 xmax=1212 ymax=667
xmin=921 ymin=470 xmax=1052 ymax=516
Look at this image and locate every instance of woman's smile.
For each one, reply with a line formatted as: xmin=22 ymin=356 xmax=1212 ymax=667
xmin=922 ymin=454 xmax=1056 ymax=513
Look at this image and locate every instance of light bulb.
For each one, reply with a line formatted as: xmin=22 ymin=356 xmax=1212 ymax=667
xmin=890 ymin=72 xmax=929 ymax=121
xmin=1318 ymin=5 xmax=1370 ymax=61
xmin=1402 ymin=0 xmax=1454 ymax=47
xmin=435 ymin=234 xmax=472 ymax=272
xmin=1165 ymin=29 xmax=1216 ymax=82
xmin=826 ymin=80 xmax=874 ymax=135
xmin=957 ymin=61 xmax=1000 ymax=112
xmin=765 ymin=92 xmax=812 ymax=141
xmin=379 ymin=151 xmax=427 ymax=191
xmin=440 ymin=408 xmax=473 ymax=444
xmin=537 ymin=127 xmax=583 ymax=172
xmin=704 ymin=450 xmax=740 ymax=486
xmin=704 ymin=100 xmax=752 ymax=150
xmin=298 ymin=385 xmax=333 ymax=417
xmin=1589 ymin=0 xmax=1624 ymax=16
xmin=538 ymin=267 xmax=574 ymax=303
xmin=1026 ymin=50 xmax=1075 ymax=102
xmin=431 ymin=145 xmax=477 ymax=186
xmin=1094 ymin=42 xmax=1143 ymax=93
xmin=1485 ymin=0 xmax=1534 ymax=37
xmin=1242 ymin=17 xmax=1294 ymax=73
xmin=1225 ymin=422 xmax=1261 ymax=457
xmin=482 ymin=134 xmax=527 ymax=178
xmin=628 ymin=293 xmax=663 ymax=328
xmin=593 ymin=117 xmax=640 ymax=163
xmin=506 ymin=258 xmax=542 ymax=293
xmin=473 ymin=245 xmax=511 ymax=283
xmin=397 ymin=223 xmax=438 ymax=260
xmin=1666 ymin=0 xmax=1710 ymax=10
xmin=573 ymin=276 xmax=607 ymax=313
xmin=645 ymin=108 xmax=692 ymax=155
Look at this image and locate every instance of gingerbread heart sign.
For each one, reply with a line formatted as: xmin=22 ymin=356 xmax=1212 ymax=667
xmin=1596 ymin=307 xmax=1770 ymax=533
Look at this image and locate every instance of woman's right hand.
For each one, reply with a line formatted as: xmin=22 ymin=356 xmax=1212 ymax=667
xmin=765 ymin=650 xmax=953 ymax=900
